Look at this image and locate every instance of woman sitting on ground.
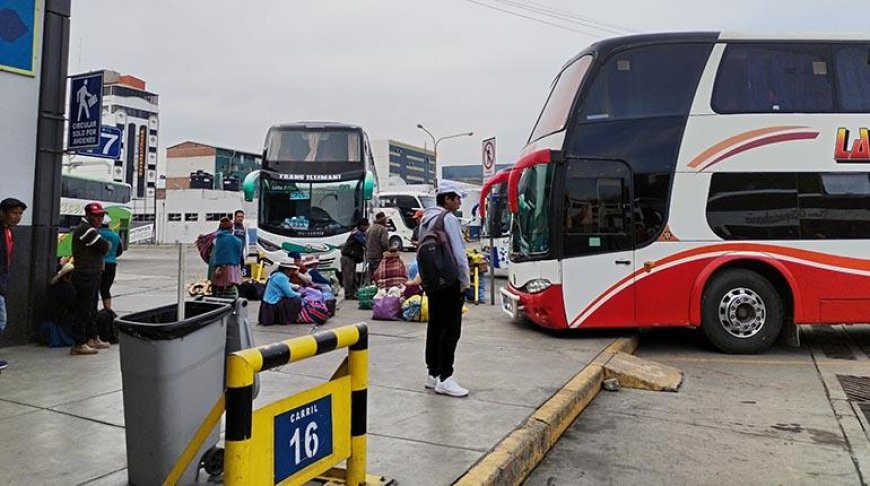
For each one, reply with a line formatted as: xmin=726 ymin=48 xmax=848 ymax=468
xmin=373 ymin=247 xmax=407 ymax=289
xmin=258 ymin=260 xmax=303 ymax=325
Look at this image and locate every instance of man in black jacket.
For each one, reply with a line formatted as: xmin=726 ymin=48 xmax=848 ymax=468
xmin=0 ymin=198 xmax=27 ymax=370
xmin=70 ymin=202 xmax=111 ymax=355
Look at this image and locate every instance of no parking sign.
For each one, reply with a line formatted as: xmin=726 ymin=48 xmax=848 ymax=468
xmin=482 ymin=137 xmax=496 ymax=177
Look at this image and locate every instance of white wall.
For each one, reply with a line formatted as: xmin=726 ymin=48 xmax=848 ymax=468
xmin=158 ymin=189 xmax=257 ymax=244
xmin=0 ymin=7 xmax=44 ymax=226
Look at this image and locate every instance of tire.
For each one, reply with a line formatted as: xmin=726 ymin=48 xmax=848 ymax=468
xmin=389 ymin=236 xmax=403 ymax=250
xmin=199 ymin=445 xmax=224 ymax=477
xmin=701 ymin=269 xmax=783 ymax=354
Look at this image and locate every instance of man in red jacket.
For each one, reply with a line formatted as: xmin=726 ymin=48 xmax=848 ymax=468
xmin=0 ymin=198 xmax=27 ymax=370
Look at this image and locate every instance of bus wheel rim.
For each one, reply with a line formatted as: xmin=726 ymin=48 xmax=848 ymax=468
xmin=717 ymin=287 xmax=766 ymax=339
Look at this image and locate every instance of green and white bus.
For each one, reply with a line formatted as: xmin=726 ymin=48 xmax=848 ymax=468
xmin=58 ymin=174 xmax=133 ymax=258
xmin=243 ymin=122 xmax=377 ymax=273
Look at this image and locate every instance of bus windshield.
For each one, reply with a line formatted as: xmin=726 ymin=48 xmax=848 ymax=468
xmin=491 ymin=184 xmax=512 ymax=238
xmin=259 ymin=176 xmax=363 ymax=236
xmin=265 ymin=129 xmax=362 ymax=162
xmin=511 ymin=164 xmax=554 ymax=257
xmin=528 ymin=55 xmax=593 ymax=143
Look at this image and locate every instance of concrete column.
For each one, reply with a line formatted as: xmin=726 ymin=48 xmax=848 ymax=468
xmin=0 ymin=0 xmax=70 ymax=345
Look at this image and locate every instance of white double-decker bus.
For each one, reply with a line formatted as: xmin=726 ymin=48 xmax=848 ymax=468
xmin=244 ymin=122 xmax=376 ymax=273
xmin=501 ymin=33 xmax=870 ymax=353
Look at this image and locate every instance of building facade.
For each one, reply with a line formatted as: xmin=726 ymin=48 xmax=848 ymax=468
xmin=371 ymin=140 xmax=435 ymax=187
xmin=165 ymin=141 xmax=260 ymax=190
xmin=157 ymin=189 xmax=257 ymax=246
xmin=100 ymin=71 xmax=160 ymax=222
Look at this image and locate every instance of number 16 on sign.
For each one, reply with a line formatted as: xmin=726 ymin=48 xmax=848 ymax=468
xmin=274 ymin=395 xmax=334 ymax=483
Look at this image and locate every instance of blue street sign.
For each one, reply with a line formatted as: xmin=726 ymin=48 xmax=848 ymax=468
xmin=0 ymin=0 xmax=37 ymax=75
xmin=68 ymin=72 xmax=103 ymax=150
xmin=273 ymin=395 xmax=333 ymax=483
xmin=75 ymin=126 xmax=122 ymax=159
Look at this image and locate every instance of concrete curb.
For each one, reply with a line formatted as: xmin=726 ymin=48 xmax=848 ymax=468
xmin=454 ymin=336 xmax=639 ymax=486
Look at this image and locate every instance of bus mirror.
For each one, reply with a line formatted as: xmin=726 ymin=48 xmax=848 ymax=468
xmin=242 ymin=170 xmax=260 ymax=202
xmin=364 ymin=170 xmax=376 ymax=200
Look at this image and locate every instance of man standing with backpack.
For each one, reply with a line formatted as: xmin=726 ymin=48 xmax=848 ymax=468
xmin=417 ymin=182 xmax=471 ymax=397
xmin=341 ymin=219 xmax=369 ymax=300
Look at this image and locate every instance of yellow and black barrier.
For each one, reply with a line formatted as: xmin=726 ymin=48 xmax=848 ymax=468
xmin=224 ymin=323 xmax=386 ymax=486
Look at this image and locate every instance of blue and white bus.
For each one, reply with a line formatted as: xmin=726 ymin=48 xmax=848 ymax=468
xmin=244 ymin=122 xmax=377 ymax=273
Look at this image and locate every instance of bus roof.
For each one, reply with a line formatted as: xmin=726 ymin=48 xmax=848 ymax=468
xmin=719 ymin=32 xmax=870 ymax=41
xmin=270 ymin=122 xmax=363 ymax=131
xmin=565 ymin=31 xmax=870 ymax=69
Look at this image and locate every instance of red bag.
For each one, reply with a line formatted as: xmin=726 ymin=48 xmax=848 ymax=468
xmin=195 ymin=232 xmax=216 ymax=263
xmin=297 ymin=300 xmax=330 ymax=325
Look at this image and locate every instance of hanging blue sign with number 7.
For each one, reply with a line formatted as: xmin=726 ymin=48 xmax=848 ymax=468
xmin=74 ymin=126 xmax=123 ymax=160
xmin=273 ymin=395 xmax=334 ymax=483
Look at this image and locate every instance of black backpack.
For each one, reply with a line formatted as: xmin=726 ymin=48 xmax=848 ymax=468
xmin=342 ymin=233 xmax=365 ymax=263
xmin=416 ymin=210 xmax=459 ymax=292
xmin=96 ymin=308 xmax=119 ymax=344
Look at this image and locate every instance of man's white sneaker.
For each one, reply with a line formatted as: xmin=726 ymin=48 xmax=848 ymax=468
xmin=424 ymin=375 xmax=438 ymax=389
xmin=434 ymin=376 xmax=469 ymax=397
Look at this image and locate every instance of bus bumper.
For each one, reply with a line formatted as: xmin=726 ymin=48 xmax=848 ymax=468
xmin=501 ymin=284 xmax=569 ymax=330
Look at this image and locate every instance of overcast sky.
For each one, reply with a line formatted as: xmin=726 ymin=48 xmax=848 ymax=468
xmin=69 ymin=1 xmax=867 ymax=170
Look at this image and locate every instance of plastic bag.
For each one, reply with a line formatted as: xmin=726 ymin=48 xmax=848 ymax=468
xmin=372 ymin=295 xmax=402 ymax=321
xmin=401 ymin=294 xmax=429 ymax=321
xmin=387 ymin=286 xmax=403 ymax=298
xmin=402 ymin=295 xmax=422 ymax=321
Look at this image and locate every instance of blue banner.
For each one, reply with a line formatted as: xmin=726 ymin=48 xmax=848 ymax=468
xmin=75 ymin=126 xmax=123 ymax=160
xmin=0 ymin=0 xmax=36 ymax=75
xmin=68 ymin=72 xmax=103 ymax=150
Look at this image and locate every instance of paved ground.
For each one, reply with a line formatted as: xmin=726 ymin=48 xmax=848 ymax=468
xmin=0 ymin=245 xmax=626 ymax=485
xmin=527 ymin=326 xmax=870 ymax=486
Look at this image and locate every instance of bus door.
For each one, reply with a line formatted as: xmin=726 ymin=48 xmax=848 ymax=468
xmin=559 ymin=158 xmax=635 ymax=328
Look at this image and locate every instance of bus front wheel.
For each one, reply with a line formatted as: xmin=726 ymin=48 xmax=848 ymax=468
xmin=701 ymin=269 xmax=783 ymax=354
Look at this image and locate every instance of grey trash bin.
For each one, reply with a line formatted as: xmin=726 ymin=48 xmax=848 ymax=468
xmin=116 ymin=300 xmax=232 ymax=486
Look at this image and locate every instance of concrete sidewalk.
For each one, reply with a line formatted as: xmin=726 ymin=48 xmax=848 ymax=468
xmin=0 ymin=246 xmax=629 ymax=485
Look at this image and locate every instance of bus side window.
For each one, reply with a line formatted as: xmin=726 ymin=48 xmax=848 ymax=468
xmin=834 ymin=44 xmax=870 ymax=112
xmin=713 ymin=43 xmax=834 ymax=114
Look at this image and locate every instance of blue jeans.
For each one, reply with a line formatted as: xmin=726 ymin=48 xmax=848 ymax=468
xmin=0 ymin=295 xmax=6 ymax=333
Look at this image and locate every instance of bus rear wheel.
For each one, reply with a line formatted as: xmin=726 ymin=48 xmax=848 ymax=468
xmin=701 ymin=269 xmax=783 ymax=354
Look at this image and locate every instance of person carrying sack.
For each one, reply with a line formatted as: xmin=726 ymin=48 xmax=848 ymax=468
xmin=416 ymin=181 xmax=471 ymax=398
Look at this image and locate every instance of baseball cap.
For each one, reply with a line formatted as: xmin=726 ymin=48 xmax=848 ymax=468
xmin=436 ymin=180 xmax=467 ymax=199
xmin=85 ymin=202 xmax=105 ymax=215
xmin=0 ymin=198 xmax=27 ymax=212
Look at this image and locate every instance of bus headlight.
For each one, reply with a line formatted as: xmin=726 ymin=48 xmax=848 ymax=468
xmin=257 ymin=238 xmax=281 ymax=252
xmin=521 ymin=278 xmax=552 ymax=294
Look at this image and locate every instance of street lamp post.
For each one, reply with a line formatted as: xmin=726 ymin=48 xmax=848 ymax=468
xmin=416 ymin=123 xmax=473 ymax=190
